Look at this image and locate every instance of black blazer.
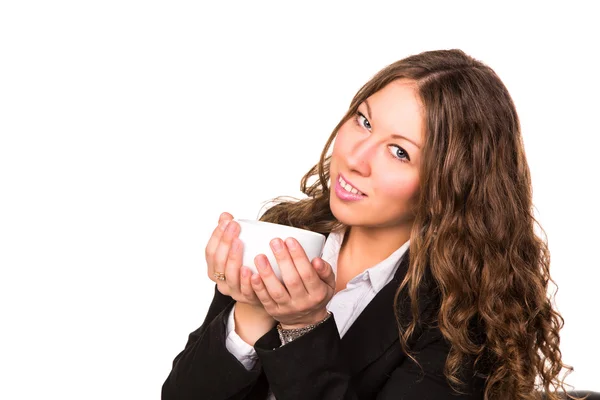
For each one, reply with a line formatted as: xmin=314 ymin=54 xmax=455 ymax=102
xmin=162 ymin=249 xmax=489 ymax=399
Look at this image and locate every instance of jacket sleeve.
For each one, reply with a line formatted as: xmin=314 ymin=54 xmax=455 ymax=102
xmin=253 ymin=314 xmax=486 ymax=400
xmin=161 ymin=285 xmax=268 ymax=400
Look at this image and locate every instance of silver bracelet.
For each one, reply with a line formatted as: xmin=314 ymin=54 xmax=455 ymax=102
xmin=277 ymin=311 xmax=332 ymax=346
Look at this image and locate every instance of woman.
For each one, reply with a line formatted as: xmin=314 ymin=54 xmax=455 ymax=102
xmin=162 ymin=49 xmax=577 ymax=399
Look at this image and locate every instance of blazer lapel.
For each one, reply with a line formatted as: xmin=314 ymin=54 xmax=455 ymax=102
xmin=339 ymin=249 xmax=412 ymax=375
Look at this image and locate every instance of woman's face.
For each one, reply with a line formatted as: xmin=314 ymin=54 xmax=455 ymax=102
xmin=329 ymin=79 xmax=425 ymax=230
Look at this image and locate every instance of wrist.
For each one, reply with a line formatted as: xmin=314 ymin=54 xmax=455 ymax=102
xmin=234 ymin=302 xmax=276 ymax=346
xmin=279 ymin=308 xmax=330 ymax=330
xmin=277 ymin=310 xmax=332 ymax=345
xmin=235 ymin=301 xmax=272 ymax=318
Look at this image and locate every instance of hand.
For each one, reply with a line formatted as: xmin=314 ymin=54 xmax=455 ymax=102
xmin=205 ymin=212 xmax=264 ymax=309
xmin=250 ymin=237 xmax=336 ymax=328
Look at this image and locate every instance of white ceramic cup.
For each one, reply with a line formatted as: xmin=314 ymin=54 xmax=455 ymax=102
xmin=235 ymin=219 xmax=327 ymax=282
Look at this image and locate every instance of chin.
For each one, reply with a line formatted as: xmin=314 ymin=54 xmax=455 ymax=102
xmin=330 ymin=195 xmax=363 ymax=227
xmin=330 ymin=195 xmax=408 ymax=231
xmin=329 ymin=193 xmax=346 ymax=223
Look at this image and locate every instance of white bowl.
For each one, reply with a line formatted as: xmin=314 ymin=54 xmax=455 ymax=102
xmin=236 ymin=219 xmax=326 ymax=282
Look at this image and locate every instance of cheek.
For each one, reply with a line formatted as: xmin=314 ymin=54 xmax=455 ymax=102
xmin=377 ymin=172 xmax=420 ymax=203
xmin=332 ymin=127 xmax=350 ymax=153
xmin=330 ymin=128 xmax=351 ymax=167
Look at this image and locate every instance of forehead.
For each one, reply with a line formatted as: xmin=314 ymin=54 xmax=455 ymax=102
xmin=362 ymin=80 xmax=425 ymax=147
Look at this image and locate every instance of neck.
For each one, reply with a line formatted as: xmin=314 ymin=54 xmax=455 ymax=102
xmin=338 ymin=223 xmax=411 ymax=275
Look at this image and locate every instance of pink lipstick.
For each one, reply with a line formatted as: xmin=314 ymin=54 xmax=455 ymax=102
xmin=334 ymin=174 xmax=367 ymax=201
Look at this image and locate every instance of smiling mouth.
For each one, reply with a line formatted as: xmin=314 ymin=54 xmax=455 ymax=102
xmin=338 ymin=175 xmax=365 ymax=196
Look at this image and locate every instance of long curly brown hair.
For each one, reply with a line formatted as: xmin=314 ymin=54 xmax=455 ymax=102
xmin=257 ymin=49 xmax=579 ymax=400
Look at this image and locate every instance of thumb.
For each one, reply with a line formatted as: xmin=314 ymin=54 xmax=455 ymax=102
xmin=313 ymin=258 xmax=335 ymax=289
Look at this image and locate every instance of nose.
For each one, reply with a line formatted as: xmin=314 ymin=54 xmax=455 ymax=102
xmin=346 ymin=137 xmax=375 ymax=177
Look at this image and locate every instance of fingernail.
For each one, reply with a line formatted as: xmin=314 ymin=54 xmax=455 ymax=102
xmin=285 ymin=238 xmax=297 ymax=249
xmin=241 ymin=266 xmax=249 ymax=278
xmin=219 ymin=220 xmax=229 ymax=231
xmin=226 ymin=221 xmax=237 ymax=233
xmin=257 ymin=256 xmax=268 ymax=271
xmin=270 ymin=238 xmax=282 ymax=252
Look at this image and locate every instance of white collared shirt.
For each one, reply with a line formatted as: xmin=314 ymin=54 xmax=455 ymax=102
xmin=225 ymin=228 xmax=410 ymax=379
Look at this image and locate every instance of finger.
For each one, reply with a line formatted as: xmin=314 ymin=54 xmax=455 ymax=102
xmin=312 ymin=258 xmax=336 ymax=291
xmin=240 ymin=266 xmax=260 ymax=304
xmin=255 ymin=254 xmax=291 ymax=304
xmin=205 ymin=219 xmax=232 ymax=277
xmin=251 ymin=272 xmax=277 ymax=310
xmin=270 ymin=238 xmax=307 ymax=297
xmin=213 ymin=220 xmax=240 ymax=275
xmin=284 ymin=237 xmax=319 ymax=294
xmin=218 ymin=212 xmax=234 ymax=224
xmin=224 ymin=237 xmax=243 ymax=292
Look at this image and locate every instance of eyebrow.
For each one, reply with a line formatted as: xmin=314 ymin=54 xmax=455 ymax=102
xmin=363 ymin=99 xmax=422 ymax=150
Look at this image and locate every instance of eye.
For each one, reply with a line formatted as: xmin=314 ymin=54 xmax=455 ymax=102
xmin=355 ymin=111 xmax=371 ymax=130
xmin=388 ymin=144 xmax=410 ymax=163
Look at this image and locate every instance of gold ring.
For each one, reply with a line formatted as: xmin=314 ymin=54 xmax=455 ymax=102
xmin=214 ymin=272 xmax=226 ymax=281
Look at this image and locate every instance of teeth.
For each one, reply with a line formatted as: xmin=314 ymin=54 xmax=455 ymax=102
xmin=339 ymin=176 xmax=363 ymax=195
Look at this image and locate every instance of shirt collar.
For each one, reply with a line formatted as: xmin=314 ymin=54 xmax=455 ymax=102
xmin=320 ymin=228 xmax=410 ymax=292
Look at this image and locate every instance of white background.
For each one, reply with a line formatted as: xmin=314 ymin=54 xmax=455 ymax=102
xmin=1 ymin=1 xmax=598 ymax=399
